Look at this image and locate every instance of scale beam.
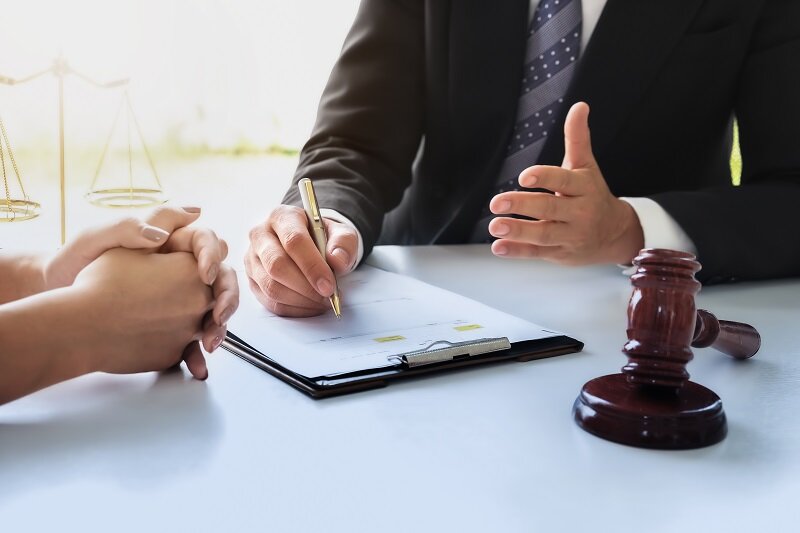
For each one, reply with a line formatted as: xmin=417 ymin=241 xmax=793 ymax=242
xmin=0 ymin=57 xmax=164 ymax=244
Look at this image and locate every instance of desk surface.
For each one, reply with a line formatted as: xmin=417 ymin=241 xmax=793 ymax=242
xmin=2 ymin=244 xmax=799 ymax=532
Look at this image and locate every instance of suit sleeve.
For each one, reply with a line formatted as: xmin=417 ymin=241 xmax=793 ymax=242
xmin=282 ymin=0 xmax=425 ymax=257
xmin=651 ymin=0 xmax=800 ymax=283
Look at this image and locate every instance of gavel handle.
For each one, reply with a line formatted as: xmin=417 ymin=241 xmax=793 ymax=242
xmin=692 ymin=309 xmax=761 ymax=360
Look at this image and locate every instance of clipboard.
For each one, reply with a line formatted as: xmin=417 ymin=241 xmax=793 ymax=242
xmin=224 ymin=265 xmax=583 ymax=399
xmin=223 ymin=331 xmax=583 ymax=399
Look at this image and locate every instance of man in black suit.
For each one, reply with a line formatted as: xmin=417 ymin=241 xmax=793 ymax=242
xmin=246 ymin=0 xmax=800 ymax=317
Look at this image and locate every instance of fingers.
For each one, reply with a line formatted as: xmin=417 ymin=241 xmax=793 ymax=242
xmin=210 ymin=264 xmax=239 ymax=327
xmin=45 ymin=217 xmax=171 ymax=289
xmin=247 ymin=226 xmax=327 ymax=304
xmin=324 ymin=219 xmax=359 ymax=275
xmin=245 ymin=206 xmax=334 ymax=316
xmin=245 ymin=248 xmax=328 ymax=314
xmin=44 ymin=206 xmax=204 ymax=290
xmin=145 ymin=205 xmax=202 ymax=234
xmin=487 ymin=102 xmax=635 ymax=266
xmin=245 ymin=206 xmax=354 ymax=317
xmin=562 ymin=101 xmax=597 ymax=170
xmin=489 ymin=217 xmax=571 ymax=246
xmin=272 ymin=206 xmax=336 ymax=297
xmin=161 ymin=226 xmax=228 ymax=285
xmin=490 ymin=190 xmax=573 ymax=222
xmin=182 ymin=342 xmax=209 ymax=381
xmin=247 ymin=275 xmax=327 ymax=318
xmin=201 ymin=312 xmax=226 ymax=353
xmin=517 ymin=164 xmax=593 ymax=197
xmin=491 ymin=239 xmax=566 ymax=262
xmin=199 ymin=264 xmax=238 ymax=352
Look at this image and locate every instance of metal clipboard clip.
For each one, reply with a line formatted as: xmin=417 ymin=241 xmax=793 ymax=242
xmin=388 ymin=337 xmax=511 ymax=368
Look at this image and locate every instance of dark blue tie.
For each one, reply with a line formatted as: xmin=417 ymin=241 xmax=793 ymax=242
xmin=471 ymin=0 xmax=582 ymax=241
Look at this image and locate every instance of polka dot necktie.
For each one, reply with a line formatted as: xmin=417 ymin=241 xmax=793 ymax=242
xmin=470 ymin=0 xmax=582 ymax=242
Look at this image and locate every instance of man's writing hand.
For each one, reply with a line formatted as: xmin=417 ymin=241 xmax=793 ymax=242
xmin=245 ymin=205 xmax=358 ymax=317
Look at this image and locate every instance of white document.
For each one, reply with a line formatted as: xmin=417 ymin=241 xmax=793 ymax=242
xmin=228 ymin=265 xmax=560 ymax=378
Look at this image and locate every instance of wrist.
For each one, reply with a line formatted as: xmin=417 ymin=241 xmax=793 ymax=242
xmin=609 ymin=199 xmax=644 ymax=264
xmin=57 ymin=285 xmax=111 ymax=375
xmin=35 ymin=287 xmax=102 ymax=376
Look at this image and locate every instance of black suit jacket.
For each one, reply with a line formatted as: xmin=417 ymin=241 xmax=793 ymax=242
xmin=284 ymin=0 xmax=800 ymax=283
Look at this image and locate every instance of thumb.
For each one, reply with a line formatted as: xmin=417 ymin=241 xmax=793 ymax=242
xmin=324 ymin=219 xmax=360 ymax=275
xmin=145 ymin=206 xmax=202 ymax=234
xmin=562 ymin=102 xmax=598 ymax=170
xmin=45 ymin=218 xmax=171 ymax=289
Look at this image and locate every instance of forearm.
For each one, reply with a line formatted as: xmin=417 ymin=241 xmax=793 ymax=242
xmin=285 ymin=0 xmax=426 ymax=252
xmin=0 ymin=252 xmax=47 ymax=304
xmin=0 ymin=287 xmax=96 ymax=405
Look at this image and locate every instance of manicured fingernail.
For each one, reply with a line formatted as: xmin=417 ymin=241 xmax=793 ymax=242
xmin=492 ymin=222 xmax=510 ymax=236
xmin=142 ymin=225 xmax=169 ymax=242
xmin=493 ymin=243 xmax=508 ymax=256
xmin=207 ymin=335 xmax=221 ymax=352
xmin=220 ymin=306 xmax=233 ymax=325
xmin=183 ymin=206 xmax=201 ymax=213
xmin=317 ymin=278 xmax=333 ymax=296
xmin=520 ymin=174 xmax=537 ymax=187
xmin=495 ymin=200 xmax=511 ymax=212
xmin=331 ymin=247 xmax=350 ymax=268
xmin=207 ymin=265 xmax=218 ymax=284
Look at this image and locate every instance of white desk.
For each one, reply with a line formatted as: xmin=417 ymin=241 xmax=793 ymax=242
xmin=2 ymin=244 xmax=799 ymax=532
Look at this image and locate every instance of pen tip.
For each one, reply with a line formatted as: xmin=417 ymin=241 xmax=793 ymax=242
xmin=330 ymin=292 xmax=342 ymax=319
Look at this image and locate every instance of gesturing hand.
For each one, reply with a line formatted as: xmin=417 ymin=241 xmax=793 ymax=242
xmin=488 ymin=102 xmax=644 ymax=266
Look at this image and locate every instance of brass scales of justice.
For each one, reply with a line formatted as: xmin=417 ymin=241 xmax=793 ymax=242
xmin=0 ymin=56 xmax=166 ymax=244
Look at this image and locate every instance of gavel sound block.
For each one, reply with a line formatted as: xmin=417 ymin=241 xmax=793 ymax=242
xmin=572 ymin=249 xmax=760 ymax=450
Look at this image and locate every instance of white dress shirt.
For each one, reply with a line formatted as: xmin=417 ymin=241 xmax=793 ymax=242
xmin=324 ymin=0 xmax=696 ymax=266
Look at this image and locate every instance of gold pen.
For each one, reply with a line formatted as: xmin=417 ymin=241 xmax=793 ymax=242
xmin=298 ymin=178 xmax=342 ymax=318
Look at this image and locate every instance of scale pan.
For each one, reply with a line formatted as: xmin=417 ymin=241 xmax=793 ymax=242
xmin=0 ymin=198 xmax=41 ymax=222
xmin=85 ymin=188 xmax=167 ymax=208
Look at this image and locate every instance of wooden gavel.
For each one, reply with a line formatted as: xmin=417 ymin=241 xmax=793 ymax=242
xmin=574 ymin=249 xmax=762 ymax=450
xmin=692 ymin=309 xmax=760 ymax=360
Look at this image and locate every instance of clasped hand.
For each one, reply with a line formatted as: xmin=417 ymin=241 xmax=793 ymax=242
xmin=48 ymin=206 xmax=238 ymax=379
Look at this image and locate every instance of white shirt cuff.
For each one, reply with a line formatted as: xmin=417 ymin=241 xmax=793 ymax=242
xmin=619 ymin=197 xmax=697 ymax=275
xmin=319 ymin=208 xmax=365 ymax=268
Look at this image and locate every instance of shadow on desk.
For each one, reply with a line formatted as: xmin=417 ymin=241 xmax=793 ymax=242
xmin=0 ymin=370 xmax=223 ymax=502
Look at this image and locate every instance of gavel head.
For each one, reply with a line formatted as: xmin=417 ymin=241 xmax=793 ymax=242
xmin=622 ymin=249 xmax=702 ymax=389
xmin=620 ymin=249 xmax=761 ymax=390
